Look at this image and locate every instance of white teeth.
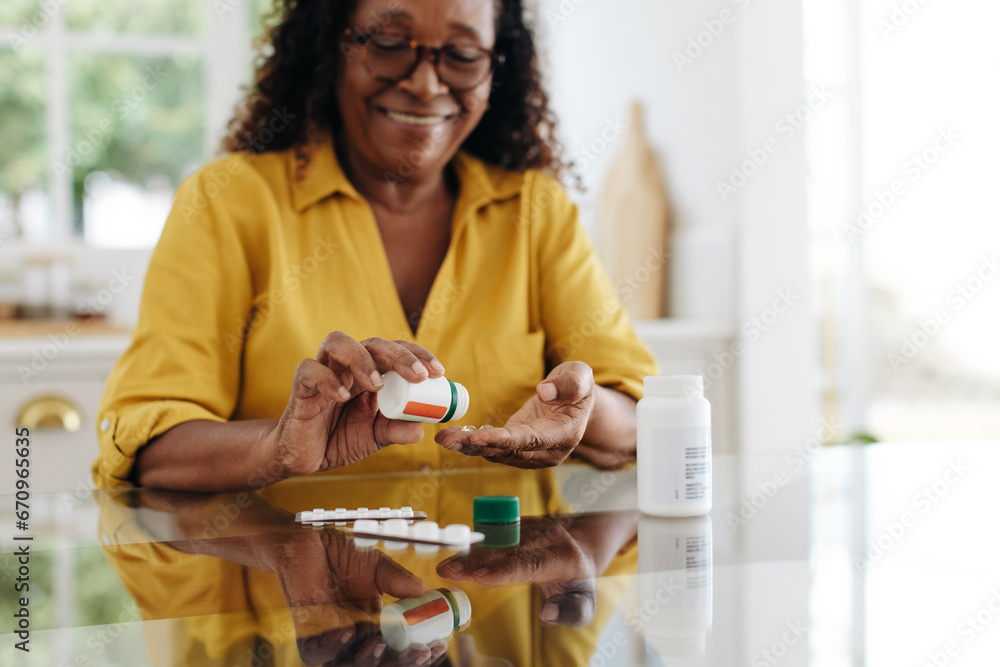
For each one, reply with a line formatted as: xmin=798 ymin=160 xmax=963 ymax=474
xmin=385 ymin=110 xmax=448 ymax=125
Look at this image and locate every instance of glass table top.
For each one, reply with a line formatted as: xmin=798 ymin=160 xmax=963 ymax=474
xmin=2 ymin=441 xmax=999 ymax=666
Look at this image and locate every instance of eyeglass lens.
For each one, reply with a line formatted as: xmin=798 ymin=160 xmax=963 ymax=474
xmin=363 ymin=36 xmax=493 ymax=90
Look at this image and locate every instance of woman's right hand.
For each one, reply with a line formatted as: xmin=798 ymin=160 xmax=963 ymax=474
xmin=264 ymin=332 xmax=445 ymax=479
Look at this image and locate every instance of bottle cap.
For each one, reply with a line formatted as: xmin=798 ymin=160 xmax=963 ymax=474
xmin=443 ymin=588 xmax=472 ymax=629
xmin=473 ymin=496 xmax=520 ymax=524
xmin=643 ymin=375 xmax=703 ymax=396
xmin=446 ymin=381 xmax=470 ymax=422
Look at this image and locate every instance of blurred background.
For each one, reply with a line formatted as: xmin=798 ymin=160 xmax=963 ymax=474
xmin=0 ymin=0 xmax=998 ymax=462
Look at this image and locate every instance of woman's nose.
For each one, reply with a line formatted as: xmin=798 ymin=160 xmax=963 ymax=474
xmin=397 ymin=58 xmax=450 ymax=100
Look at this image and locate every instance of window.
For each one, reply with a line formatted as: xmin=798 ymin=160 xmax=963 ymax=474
xmin=805 ymin=0 xmax=1000 ymax=442
xmin=0 ymin=0 xmax=275 ymax=247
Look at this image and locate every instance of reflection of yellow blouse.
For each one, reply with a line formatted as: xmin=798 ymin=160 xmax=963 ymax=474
xmin=98 ymin=468 xmax=636 ymax=666
xmin=92 ymin=139 xmax=657 ymax=488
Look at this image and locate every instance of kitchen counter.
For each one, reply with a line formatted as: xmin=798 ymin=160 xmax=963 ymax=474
xmin=0 ymin=319 xmax=130 ymax=364
xmin=2 ymin=440 xmax=997 ymax=665
xmin=0 ymin=318 xmax=130 ymax=339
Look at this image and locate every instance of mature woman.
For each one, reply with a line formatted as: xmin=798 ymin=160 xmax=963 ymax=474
xmin=92 ymin=0 xmax=657 ymax=491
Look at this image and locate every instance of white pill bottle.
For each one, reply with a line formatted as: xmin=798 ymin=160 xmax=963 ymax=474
xmin=377 ymin=371 xmax=469 ymax=423
xmin=637 ymin=375 xmax=712 ymax=516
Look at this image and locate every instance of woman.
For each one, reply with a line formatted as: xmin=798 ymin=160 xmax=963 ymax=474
xmin=92 ymin=0 xmax=657 ymax=491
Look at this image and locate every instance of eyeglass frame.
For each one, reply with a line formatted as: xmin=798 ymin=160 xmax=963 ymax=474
xmin=341 ymin=28 xmax=505 ymax=92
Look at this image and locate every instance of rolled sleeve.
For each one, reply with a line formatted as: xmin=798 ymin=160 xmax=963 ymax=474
xmin=530 ymin=172 xmax=658 ymax=402
xmin=92 ymin=156 xmax=259 ymax=488
xmin=95 ymin=400 xmax=227 ymax=488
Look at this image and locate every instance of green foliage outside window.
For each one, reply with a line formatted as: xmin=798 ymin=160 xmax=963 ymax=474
xmin=65 ymin=0 xmax=203 ymax=35
xmin=0 ymin=0 xmax=276 ymax=242
xmin=0 ymin=0 xmax=41 ymax=27
xmin=67 ymin=54 xmax=204 ymax=232
xmin=0 ymin=49 xmax=47 ymax=239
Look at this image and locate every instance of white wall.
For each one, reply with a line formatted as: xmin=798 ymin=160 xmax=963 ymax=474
xmin=535 ymin=0 xmax=820 ymax=452
xmin=535 ymin=0 xmax=738 ymax=325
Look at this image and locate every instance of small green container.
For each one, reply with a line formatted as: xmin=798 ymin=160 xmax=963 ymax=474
xmin=473 ymin=496 xmax=520 ymax=547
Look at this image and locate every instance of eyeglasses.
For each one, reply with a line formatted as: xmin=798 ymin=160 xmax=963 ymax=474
xmin=342 ymin=28 xmax=504 ymax=92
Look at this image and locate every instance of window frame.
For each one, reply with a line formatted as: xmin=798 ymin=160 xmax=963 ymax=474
xmin=0 ymin=2 xmax=252 ymax=247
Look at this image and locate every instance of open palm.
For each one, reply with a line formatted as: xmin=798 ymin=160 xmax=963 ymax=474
xmin=435 ymin=361 xmax=595 ymax=468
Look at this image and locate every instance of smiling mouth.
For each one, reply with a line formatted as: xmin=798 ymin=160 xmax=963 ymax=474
xmin=380 ymin=107 xmax=455 ymax=126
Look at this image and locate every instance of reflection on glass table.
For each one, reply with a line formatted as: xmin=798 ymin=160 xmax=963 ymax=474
xmin=89 ymin=467 xmax=639 ymax=665
xmin=2 ymin=442 xmax=1000 ymax=665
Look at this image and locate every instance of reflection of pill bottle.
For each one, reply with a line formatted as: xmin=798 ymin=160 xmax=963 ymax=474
xmin=380 ymin=588 xmax=472 ymax=651
xmin=377 ymin=371 xmax=470 ymax=423
xmin=637 ymin=375 xmax=712 ymax=517
xmin=637 ymin=515 xmax=713 ymax=659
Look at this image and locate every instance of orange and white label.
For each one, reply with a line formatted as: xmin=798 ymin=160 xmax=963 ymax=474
xmin=403 ymin=401 xmax=447 ymax=420
xmin=402 ymin=597 xmax=451 ymax=626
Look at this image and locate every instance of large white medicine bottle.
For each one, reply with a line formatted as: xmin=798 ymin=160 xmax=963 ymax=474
xmin=637 ymin=375 xmax=712 ymax=517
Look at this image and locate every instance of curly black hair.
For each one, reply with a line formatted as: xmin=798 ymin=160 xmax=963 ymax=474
xmin=222 ymin=0 xmax=568 ymax=180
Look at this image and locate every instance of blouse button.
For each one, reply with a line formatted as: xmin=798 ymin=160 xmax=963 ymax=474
xmin=100 ymin=417 xmax=111 ymax=432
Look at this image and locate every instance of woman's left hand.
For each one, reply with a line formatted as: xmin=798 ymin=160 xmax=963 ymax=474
xmin=434 ymin=361 xmax=595 ymax=468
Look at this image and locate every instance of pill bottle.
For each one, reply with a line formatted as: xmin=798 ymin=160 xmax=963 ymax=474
xmin=380 ymin=587 xmax=472 ymax=651
xmin=637 ymin=375 xmax=712 ymax=517
xmin=637 ymin=515 xmax=713 ymax=658
xmin=377 ymin=371 xmax=469 ymax=423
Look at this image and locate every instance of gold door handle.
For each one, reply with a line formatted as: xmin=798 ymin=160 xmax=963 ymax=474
xmin=16 ymin=396 xmax=83 ymax=432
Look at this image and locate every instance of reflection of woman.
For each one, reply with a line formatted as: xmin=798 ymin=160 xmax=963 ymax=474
xmin=97 ymin=469 xmax=638 ymax=665
xmin=93 ymin=0 xmax=657 ymax=491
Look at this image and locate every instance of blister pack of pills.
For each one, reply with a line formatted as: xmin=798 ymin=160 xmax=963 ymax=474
xmin=347 ymin=519 xmax=484 ymax=548
xmin=295 ymin=507 xmax=427 ymax=525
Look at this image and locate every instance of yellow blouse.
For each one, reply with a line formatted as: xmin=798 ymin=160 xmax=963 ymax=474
xmin=92 ymin=138 xmax=657 ymax=488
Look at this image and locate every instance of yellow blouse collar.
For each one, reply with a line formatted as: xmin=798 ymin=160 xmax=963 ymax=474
xmin=289 ymin=135 xmax=526 ymax=213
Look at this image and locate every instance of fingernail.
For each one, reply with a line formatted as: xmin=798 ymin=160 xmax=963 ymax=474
xmin=430 ymin=360 xmax=446 ymax=373
xmin=411 ymin=361 xmax=428 ymax=377
xmin=541 ymin=601 xmax=559 ymax=623
xmin=473 ymin=568 xmax=489 ymax=578
xmin=370 ymin=371 xmax=383 ymax=389
xmin=338 ymin=386 xmax=351 ymax=401
xmin=538 ymin=383 xmax=557 ymax=402
xmin=340 ymin=630 xmax=353 ymax=644
xmin=448 ymin=562 xmax=465 ymax=575
xmin=373 ymin=640 xmax=386 ymax=658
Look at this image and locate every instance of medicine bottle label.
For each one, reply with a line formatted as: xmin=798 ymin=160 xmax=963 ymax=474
xmin=642 ymin=528 xmax=712 ymax=609
xmin=651 ymin=426 xmax=711 ymax=503
xmin=403 ymin=401 xmax=448 ymax=420
xmin=381 ymin=589 xmax=462 ymax=651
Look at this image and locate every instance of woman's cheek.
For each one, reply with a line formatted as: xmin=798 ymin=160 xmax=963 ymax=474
xmin=459 ymin=80 xmax=492 ymax=119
